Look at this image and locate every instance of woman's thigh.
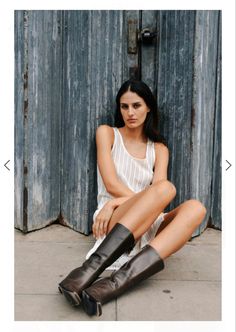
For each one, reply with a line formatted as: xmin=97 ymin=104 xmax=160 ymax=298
xmin=107 ymin=180 xmax=175 ymax=234
xmin=108 ymin=180 xmax=176 ymax=237
xmin=156 ymin=199 xmax=206 ymax=236
xmin=107 ymin=188 xmax=148 ymax=232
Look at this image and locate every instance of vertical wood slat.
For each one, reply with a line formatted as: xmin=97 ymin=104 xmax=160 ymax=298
xmin=191 ymin=11 xmax=220 ymax=235
xmin=140 ymin=10 xmax=158 ymax=92
xmin=210 ymin=12 xmax=221 ymax=229
xmin=14 ymin=11 xmax=25 ymax=230
xmin=61 ymin=11 xmax=128 ymax=234
xmin=15 ymin=11 xmax=62 ymax=231
xmin=157 ymin=10 xmax=195 ymax=211
xmin=125 ymin=10 xmax=140 ymax=80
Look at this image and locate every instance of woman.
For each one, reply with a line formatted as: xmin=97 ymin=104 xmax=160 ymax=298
xmin=58 ymin=80 xmax=206 ymax=316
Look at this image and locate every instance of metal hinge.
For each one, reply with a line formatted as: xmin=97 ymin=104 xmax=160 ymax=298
xmin=128 ymin=20 xmax=157 ymax=54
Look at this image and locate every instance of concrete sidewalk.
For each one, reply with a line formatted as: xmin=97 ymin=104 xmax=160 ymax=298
xmin=15 ymin=225 xmax=221 ymax=321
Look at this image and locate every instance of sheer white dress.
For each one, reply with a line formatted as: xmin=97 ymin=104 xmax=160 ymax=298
xmin=85 ymin=127 xmax=165 ymax=270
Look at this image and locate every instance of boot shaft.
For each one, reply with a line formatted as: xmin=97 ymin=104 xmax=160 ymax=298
xmin=59 ymin=223 xmax=135 ymax=298
xmin=83 ymin=245 xmax=164 ymax=307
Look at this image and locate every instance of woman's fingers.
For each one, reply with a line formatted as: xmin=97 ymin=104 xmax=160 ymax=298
xmin=92 ymin=221 xmax=99 ymax=238
xmin=93 ymin=203 xmax=115 ymax=238
xmin=93 ymin=218 xmax=108 ymax=239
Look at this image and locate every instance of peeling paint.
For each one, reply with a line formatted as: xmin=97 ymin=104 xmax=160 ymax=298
xmin=15 ymin=10 xmax=221 ymax=235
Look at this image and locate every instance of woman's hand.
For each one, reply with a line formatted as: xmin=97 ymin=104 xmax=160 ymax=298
xmin=92 ymin=201 xmax=115 ymax=239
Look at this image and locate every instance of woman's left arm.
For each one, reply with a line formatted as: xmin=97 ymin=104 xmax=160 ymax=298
xmin=92 ymin=196 xmax=134 ymax=239
xmin=93 ymin=143 xmax=169 ymax=239
xmin=152 ymin=143 xmax=169 ymax=183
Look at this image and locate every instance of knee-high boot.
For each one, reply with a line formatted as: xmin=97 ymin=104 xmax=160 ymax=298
xmin=81 ymin=244 xmax=164 ymax=316
xmin=58 ymin=223 xmax=135 ymax=306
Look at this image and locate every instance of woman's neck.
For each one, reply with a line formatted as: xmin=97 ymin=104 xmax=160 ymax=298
xmin=120 ymin=126 xmax=146 ymax=142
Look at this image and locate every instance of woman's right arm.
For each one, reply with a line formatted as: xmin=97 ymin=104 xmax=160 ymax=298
xmin=96 ymin=125 xmax=134 ymax=198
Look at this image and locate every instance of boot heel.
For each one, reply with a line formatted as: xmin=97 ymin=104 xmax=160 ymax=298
xmin=81 ymin=245 xmax=165 ymax=316
xmin=82 ymin=291 xmax=102 ymax=316
xmin=60 ymin=286 xmax=81 ymax=306
xmin=58 ymin=223 xmax=134 ymax=308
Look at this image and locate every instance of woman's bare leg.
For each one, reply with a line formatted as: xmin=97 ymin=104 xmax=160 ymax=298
xmin=107 ymin=180 xmax=176 ymax=240
xmin=149 ymin=199 xmax=207 ymax=259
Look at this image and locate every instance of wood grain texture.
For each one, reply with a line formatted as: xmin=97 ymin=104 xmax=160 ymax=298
xmin=15 ymin=10 xmax=221 ymax=234
xmin=61 ymin=11 xmax=127 ymax=234
xmin=191 ymin=11 xmax=221 ymax=234
xmin=15 ymin=11 xmax=62 ymax=231
xmin=14 ymin=11 xmax=25 ymax=230
xmin=210 ymin=12 xmax=222 ymax=230
xmin=157 ymin=10 xmax=195 ymax=211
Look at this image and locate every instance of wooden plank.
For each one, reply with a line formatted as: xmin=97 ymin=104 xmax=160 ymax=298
xmin=140 ymin=10 xmax=159 ymax=92
xmin=124 ymin=10 xmax=140 ymax=80
xmin=61 ymin=11 xmax=128 ymax=234
xmin=14 ymin=10 xmax=25 ymax=230
xmin=23 ymin=10 xmax=62 ymax=231
xmin=191 ymin=11 xmax=220 ymax=234
xmin=210 ymin=12 xmax=221 ymax=229
xmin=157 ymin=10 xmax=195 ymax=211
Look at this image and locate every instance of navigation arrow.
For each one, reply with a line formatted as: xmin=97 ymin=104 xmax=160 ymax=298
xmin=225 ymin=160 xmax=232 ymax=171
xmin=4 ymin=160 xmax=10 ymax=171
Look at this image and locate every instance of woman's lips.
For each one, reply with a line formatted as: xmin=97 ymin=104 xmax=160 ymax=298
xmin=127 ymin=119 xmax=137 ymax=123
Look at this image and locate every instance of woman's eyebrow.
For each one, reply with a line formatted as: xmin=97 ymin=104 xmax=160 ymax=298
xmin=120 ymin=101 xmax=141 ymax=105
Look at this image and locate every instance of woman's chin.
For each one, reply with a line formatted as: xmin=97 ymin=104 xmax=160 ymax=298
xmin=125 ymin=122 xmax=143 ymax=129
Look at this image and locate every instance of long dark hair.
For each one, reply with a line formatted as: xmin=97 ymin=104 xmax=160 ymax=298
xmin=114 ymin=79 xmax=167 ymax=145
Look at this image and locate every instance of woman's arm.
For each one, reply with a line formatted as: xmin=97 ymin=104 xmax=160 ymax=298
xmin=93 ymin=125 xmax=135 ymax=238
xmin=96 ymin=125 xmax=135 ymax=198
xmin=152 ymin=143 xmax=169 ymax=183
xmin=93 ymin=143 xmax=169 ymax=239
xmin=92 ymin=197 xmax=132 ymax=238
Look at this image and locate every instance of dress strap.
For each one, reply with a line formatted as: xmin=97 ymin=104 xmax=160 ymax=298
xmin=112 ymin=127 xmax=119 ymax=150
xmin=146 ymin=139 xmax=156 ymax=169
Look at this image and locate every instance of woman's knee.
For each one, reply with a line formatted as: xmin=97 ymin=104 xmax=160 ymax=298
xmin=151 ymin=180 xmax=176 ymax=199
xmin=185 ymin=199 xmax=207 ymax=225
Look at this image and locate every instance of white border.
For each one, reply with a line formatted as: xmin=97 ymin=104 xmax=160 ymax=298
xmin=0 ymin=1 xmax=235 ymax=332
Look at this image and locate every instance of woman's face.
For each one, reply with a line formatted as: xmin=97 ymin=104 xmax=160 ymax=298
xmin=119 ymin=91 xmax=150 ymax=129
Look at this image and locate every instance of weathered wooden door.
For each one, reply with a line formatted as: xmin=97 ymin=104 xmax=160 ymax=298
xmin=15 ymin=11 xmax=62 ymax=233
xmin=138 ymin=11 xmax=222 ymax=236
xmin=15 ymin=10 xmax=221 ymax=235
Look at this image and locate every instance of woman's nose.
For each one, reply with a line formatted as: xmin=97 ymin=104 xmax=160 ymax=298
xmin=127 ymin=107 xmax=135 ymax=115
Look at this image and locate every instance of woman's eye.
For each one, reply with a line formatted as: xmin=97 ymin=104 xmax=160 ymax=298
xmin=133 ymin=104 xmax=141 ymax=109
xmin=121 ymin=105 xmax=128 ymax=110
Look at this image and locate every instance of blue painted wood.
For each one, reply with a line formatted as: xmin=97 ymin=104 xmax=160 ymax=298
xmin=15 ymin=10 xmax=62 ymax=232
xmin=191 ymin=11 xmax=221 ymax=234
xmin=14 ymin=11 xmax=25 ymax=230
xmin=210 ymin=12 xmax=222 ymax=230
xmin=142 ymin=10 xmax=221 ymax=234
xmin=14 ymin=10 xmax=221 ymax=234
xmin=157 ymin=10 xmax=195 ymax=211
xmin=141 ymin=10 xmax=158 ymax=90
xmin=61 ymin=11 xmax=128 ymax=234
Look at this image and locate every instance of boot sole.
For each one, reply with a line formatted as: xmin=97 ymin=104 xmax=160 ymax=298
xmin=58 ymin=285 xmax=81 ymax=306
xmin=82 ymin=291 xmax=102 ymax=316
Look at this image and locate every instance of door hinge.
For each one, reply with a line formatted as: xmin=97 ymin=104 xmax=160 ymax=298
xmin=128 ymin=20 xmax=158 ymax=54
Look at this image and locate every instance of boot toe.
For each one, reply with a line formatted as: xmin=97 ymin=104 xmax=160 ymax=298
xmin=59 ymin=285 xmax=82 ymax=306
xmin=82 ymin=290 xmax=102 ymax=316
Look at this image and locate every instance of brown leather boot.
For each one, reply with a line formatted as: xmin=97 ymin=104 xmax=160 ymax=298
xmin=81 ymin=244 xmax=164 ymax=316
xmin=58 ymin=223 xmax=135 ymax=306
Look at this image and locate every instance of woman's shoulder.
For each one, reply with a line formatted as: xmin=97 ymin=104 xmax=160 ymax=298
xmin=154 ymin=142 xmax=169 ymax=158
xmin=96 ymin=125 xmax=115 ymax=145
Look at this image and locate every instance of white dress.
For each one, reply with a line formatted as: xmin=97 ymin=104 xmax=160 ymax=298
xmin=86 ymin=127 xmax=165 ymax=270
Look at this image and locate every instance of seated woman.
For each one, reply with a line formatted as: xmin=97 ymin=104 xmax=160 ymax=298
xmin=58 ymin=79 xmax=206 ymax=316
